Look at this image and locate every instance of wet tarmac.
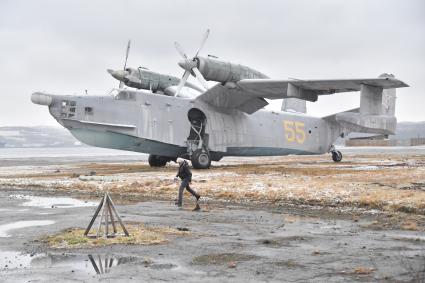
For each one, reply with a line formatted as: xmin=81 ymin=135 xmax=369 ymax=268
xmin=0 ymin=189 xmax=423 ymax=282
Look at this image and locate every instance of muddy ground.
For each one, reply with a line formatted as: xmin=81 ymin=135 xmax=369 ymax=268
xmin=0 ymin=147 xmax=424 ymax=282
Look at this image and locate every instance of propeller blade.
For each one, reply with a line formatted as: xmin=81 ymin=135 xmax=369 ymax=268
xmin=175 ymin=71 xmax=190 ymax=97
xmin=192 ymin=67 xmax=209 ymax=90
xmin=118 ymin=40 xmax=131 ymax=89
xmin=195 ymin=29 xmax=210 ymax=57
xmin=174 ymin=42 xmax=188 ymax=59
xmin=123 ymin=40 xmax=131 ymax=71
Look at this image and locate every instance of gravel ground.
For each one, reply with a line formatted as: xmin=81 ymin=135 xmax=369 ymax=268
xmin=0 ymin=147 xmax=424 ymax=282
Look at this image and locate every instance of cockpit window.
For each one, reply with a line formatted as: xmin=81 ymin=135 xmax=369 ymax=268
xmin=60 ymin=100 xmax=77 ymax=118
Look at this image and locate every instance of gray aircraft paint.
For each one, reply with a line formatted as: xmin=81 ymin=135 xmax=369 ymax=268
xmin=107 ymin=67 xmax=203 ymax=94
xmin=34 ymin=89 xmax=340 ymax=161
xmin=31 ymin=31 xmax=407 ymax=168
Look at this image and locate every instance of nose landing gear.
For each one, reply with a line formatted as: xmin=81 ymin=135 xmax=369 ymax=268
xmin=331 ymin=150 xmax=342 ymax=162
xmin=329 ymin=145 xmax=342 ymax=162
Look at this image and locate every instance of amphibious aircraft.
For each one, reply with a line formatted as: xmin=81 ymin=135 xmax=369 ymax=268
xmin=31 ymin=30 xmax=408 ymax=169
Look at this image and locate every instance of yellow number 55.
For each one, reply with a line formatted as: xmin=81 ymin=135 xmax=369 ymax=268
xmin=283 ymin=121 xmax=305 ymax=144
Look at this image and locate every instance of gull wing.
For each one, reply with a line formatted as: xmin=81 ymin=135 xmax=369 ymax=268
xmin=195 ymin=77 xmax=408 ymax=114
xmin=194 ymin=83 xmax=268 ymax=114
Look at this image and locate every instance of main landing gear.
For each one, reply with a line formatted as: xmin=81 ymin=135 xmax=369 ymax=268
xmin=186 ymin=109 xmax=211 ymax=169
xmin=329 ymin=145 xmax=342 ymax=162
xmin=191 ymin=149 xmax=211 ymax=169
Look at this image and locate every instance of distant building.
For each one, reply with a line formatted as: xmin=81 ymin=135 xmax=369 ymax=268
xmin=345 ymin=135 xmax=425 ymax=147
xmin=410 ymin=138 xmax=425 ymax=146
xmin=345 ymin=135 xmax=395 ymax=147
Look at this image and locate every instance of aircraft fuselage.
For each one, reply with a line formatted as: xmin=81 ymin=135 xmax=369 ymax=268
xmin=43 ymin=89 xmax=342 ymax=161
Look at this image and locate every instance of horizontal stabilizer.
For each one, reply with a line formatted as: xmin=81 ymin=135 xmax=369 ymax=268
xmin=333 ymin=112 xmax=397 ymax=135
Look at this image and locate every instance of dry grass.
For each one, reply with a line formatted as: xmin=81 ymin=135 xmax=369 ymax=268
xmin=192 ymin=253 xmax=259 ymax=265
xmin=400 ymin=221 xmax=419 ymax=231
xmin=2 ymin=153 xmax=425 ymax=229
xmin=353 ymin=266 xmax=375 ymax=275
xmin=44 ymin=223 xmax=189 ymax=249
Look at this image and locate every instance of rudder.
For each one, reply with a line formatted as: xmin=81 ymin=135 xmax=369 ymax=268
xmin=326 ymin=73 xmax=399 ymax=135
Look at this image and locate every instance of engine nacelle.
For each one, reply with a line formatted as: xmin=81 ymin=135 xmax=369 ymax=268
xmin=196 ymin=56 xmax=269 ymax=83
xmin=109 ymin=68 xmax=202 ymax=94
xmin=125 ymin=68 xmax=181 ymax=92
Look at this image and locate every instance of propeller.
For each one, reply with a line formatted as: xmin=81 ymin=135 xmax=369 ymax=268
xmin=174 ymin=29 xmax=210 ymax=96
xmin=119 ymin=40 xmax=131 ymax=89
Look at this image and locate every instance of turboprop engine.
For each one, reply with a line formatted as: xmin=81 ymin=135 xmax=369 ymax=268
xmin=107 ymin=67 xmax=202 ymax=94
xmin=108 ymin=39 xmax=203 ymax=95
xmin=173 ymin=29 xmax=268 ymax=96
xmin=179 ymin=56 xmax=269 ymax=83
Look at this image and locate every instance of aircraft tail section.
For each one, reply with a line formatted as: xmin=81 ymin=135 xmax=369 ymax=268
xmin=281 ymin=98 xmax=307 ymax=113
xmin=324 ymin=73 xmax=398 ymax=135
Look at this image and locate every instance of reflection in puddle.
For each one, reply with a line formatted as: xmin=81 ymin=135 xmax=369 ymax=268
xmin=0 ymin=220 xmax=55 ymax=237
xmin=0 ymin=251 xmax=178 ymax=274
xmin=10 ymin=194 xmax=97 ymax=209
xmin=31 ymin=253 xmax=137 ymax=275
xmin=87 ymin=254 xmax=132 ymax=274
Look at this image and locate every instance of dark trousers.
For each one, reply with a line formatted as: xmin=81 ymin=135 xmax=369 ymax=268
xmin=177 ymin=178 xmax=199 ymax=206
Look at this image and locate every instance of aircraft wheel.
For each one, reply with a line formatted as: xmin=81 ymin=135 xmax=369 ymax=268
xmin=148 ymin=154 xmax=168 ymax=167
xmin=331 ymin=151 xmax=342 ymax=162
xmin=191 ymin=150 xmax=211 ymax=169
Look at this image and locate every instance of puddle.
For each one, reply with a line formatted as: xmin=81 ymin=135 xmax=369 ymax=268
xmin=32 ymin=254 xmax=137 ymax=274
xmin=10 ymin=194 xmax=97 ymax=209
xmin=0 ymin=252 xmax=142 ymax=274
xmin=0 ymin=220 xmax=55 ymax=237
xmin=0 ymin=251 xmax=44 ymax=269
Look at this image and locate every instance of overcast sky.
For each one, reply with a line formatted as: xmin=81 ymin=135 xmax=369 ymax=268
xmin=0 ymin=0 xmax=424 ymax=126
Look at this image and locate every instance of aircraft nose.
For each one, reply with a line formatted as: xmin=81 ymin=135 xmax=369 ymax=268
xmin=178 ymin=59 xmax=197 ymax=71
xmin=107 ymin=69 xmax=128 ymax=80
xmin=31 ymin=92 xmax=53 ymax=106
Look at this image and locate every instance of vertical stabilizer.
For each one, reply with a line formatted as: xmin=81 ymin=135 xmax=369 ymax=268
xmin=359 ymin=73 xmax=397 ymax=117
xmin=281 ymin=98 xmax=306 ymax=113
xmin=380 ymin=73 xmax=396 ymax=116
xmin=325 ymin=73 xmax=399 ymax=135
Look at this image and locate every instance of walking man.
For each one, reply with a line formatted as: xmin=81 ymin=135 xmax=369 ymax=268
xmin=174 ymin=158 xmax=200 ymax=208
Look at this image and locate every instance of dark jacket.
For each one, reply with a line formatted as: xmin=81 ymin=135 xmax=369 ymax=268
xmin=176 ymin=161 xmax=192 ymax=181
